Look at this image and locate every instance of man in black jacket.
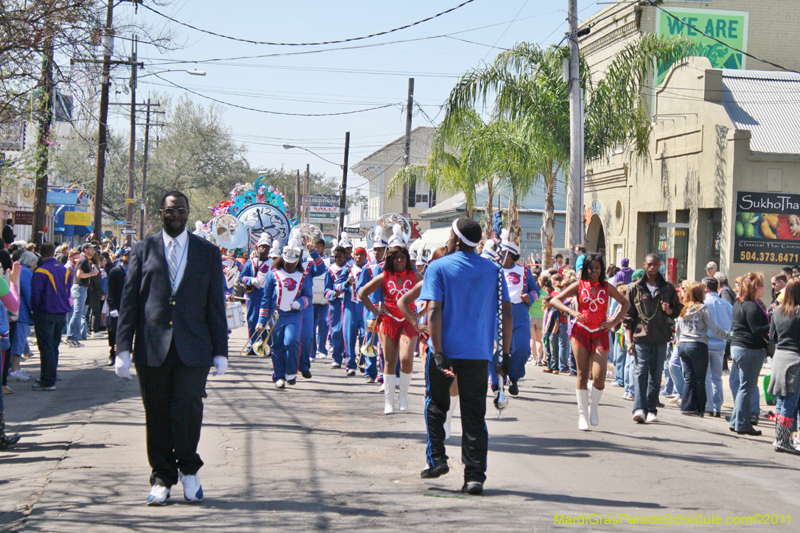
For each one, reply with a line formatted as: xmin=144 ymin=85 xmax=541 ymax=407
xmin=106 ymin=247 xmax=129 ymax=366
xmin=623 ymin=254 xmax=683 ymax=424
xmin=2 ymin=219 xmax=14 ymax=246
xmin=115 ymin=191 xmax=228 ymax=506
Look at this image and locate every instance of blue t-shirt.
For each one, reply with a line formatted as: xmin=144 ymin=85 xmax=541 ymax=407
xmin=419 ymin=251 xmax=509 ymax=361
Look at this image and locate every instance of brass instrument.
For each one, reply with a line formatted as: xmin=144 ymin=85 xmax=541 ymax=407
xmin=360 ymin=319 xmax=378 ymax=360
xmin=292 ymin=222 xmax=322 ymax=243
xmin=374 ymin=213 xmax=411 ymax=244
xmin=251 ymin=311 xmax=279 ymax=357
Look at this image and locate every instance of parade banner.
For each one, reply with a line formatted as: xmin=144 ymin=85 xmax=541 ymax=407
xmin=733 ymin=191 xmax=800 ymax=265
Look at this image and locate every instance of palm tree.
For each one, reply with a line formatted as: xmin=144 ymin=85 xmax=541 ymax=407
xmin=441 ymin=35 xmax=695 ymax=266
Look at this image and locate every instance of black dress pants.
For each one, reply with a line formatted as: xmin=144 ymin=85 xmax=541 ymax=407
xmin=135 ymin=342 xmax=210 ymax=487
xmin=425 ymin=355 xmax=488 ymax=484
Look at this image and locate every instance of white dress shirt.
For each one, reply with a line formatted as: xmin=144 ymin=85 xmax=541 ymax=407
xmin=162 ymin=229 xmax=189 ymax=292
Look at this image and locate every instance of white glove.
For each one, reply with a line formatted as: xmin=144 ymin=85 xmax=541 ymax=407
xmin=212 ymin=356 xmax=228 ymax=376
xmin=115 ymin=351 xmax=132 ymax=379
xmin=109 ymin=309 xmax=119 ymax=318
xmin=291 ymin=300 xmax=301 ymax=310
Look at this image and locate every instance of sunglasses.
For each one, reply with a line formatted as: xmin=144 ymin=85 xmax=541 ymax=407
xmin=161 ymin=207 xmax=188 ymax=216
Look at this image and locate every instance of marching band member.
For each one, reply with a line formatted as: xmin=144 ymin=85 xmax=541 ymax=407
xmin=311 ymin=237 xmax=331 ymax=360
xmin=550 ymin=253 xmax=630 ymax=430
xmin=337 ymin=247 xmax=367 ymax=376
xmin=359 ymin=226 xmax=423 ymax=414
xmin=340 ymin=232 xmax=354 ymax=265
xmin=481 ymin=240 xmax=499 ymax=262
xmin=358 ymin=227 xmax=388 ymax=384
xmin=324 ymin=246 xmax=347 ymax=368
xmin=257 ymin=237 xmax=312 ymax=389
xmin=240 ymin=235 xmax=273 ymax=349
xmin=497 ymin=230 xmax=540 ymax=396
xmin=297 ymin=233 xmax=327 ymax=380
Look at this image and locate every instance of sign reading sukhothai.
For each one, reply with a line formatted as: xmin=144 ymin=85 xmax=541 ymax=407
xmin=733 ymin=191 xmax=800 ymax=265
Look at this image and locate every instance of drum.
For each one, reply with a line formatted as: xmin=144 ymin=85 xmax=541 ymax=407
xmin=226 ymin=301 xmax=245 ymax=329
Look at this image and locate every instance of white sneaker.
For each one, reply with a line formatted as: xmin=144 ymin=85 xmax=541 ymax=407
xmin=146 ymin=484 xmax=171 ymax=506
xmin=330 ymin=362 xmax=341 ymax=369
xmin=179 ymin=472 xmax=203 ymax=502
xmin=646 ymin=412 xmax=658 ymax=423
xmin=632 ymin=409 xmax=646 ymax=424
xmin=8 ymin=370 xmax=30 ymax=382
xmin=275 ymin=379 xmax=286 ymax=389
xmin=346 ymin=369 xmax=356 ymax=376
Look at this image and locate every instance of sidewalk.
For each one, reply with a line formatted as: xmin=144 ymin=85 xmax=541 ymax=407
xmin=2 ymin=328 xmax=800 ymax=531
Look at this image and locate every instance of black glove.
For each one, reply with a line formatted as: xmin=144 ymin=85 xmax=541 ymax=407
xmin=496 ymin=352 xmax=510 ymax=376
xmin=432 ymin=352 xmax=453 ymax=375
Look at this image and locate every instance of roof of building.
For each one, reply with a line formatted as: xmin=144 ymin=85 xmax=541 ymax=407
xmin=351 ymin=126 xmax=435 ymax=175
xmin=419 ymin=177 xmax=568 ymax=220
xmin=722 ymin=69 xmax=800 ymax=155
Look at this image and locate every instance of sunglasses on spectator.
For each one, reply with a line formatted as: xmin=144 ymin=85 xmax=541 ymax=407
xmin=161 ymin=208 xmax=188 ymax=216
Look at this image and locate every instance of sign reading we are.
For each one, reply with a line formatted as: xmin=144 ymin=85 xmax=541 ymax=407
xmin=655 ymin=8 xmax=748 ymax=85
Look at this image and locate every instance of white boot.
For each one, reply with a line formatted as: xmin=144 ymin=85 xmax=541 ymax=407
xmin=576 ymin=389 xmax=590 ymax=431
xmin=398 ymin=371 xmax=412 ymax=411
xmin=589 ymin=384 xmax=603 ymax=426
xmin=444 ymin=395 xmax=458 ymax=440
xmin=383 ymin=374 xmax=396 ymax=414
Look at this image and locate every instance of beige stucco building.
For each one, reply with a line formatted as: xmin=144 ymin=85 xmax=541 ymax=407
xmin=578 ymin=0 xmax=800 ymax=282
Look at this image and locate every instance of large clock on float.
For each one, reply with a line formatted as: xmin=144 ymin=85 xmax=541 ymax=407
xmin=237 ymin=203 xmax=291 ymax=250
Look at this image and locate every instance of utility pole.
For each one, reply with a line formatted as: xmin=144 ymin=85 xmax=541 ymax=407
xmin=338 ymin=131 xmax=350 ymax=237
xmin=32 ymin=24 xmax=55 ymax=247
xmin=126 ymin=36 xmax=137 ymax=246
xmin=93 ymin=0 xmax=113 ymax=242
xmin=402 ymin=78 xmax=414 ymax=215
xmin=303 ymin=165 xmax=309 ymax=224
xmin=566 ymin=0 xmax=584 ymax=262
xmin=294 ymin=169 xmax=300 ymax=220
xmin=139 ymin=99 xmax=162 ymax=239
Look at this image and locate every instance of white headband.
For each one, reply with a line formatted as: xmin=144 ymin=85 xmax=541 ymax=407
xmin=452 ymin=220 xmax=479 ymax=248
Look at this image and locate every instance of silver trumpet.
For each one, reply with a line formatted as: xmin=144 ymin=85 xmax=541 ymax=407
xmin=493 ymin=389 xmax=508 ymax=418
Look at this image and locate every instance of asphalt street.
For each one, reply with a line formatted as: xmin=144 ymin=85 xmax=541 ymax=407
xmin=1 ymin=327 xmax=799 ymax=532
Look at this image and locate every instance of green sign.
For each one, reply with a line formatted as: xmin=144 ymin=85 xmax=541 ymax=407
xmin=656 ymin=7 xmax=748 ymax=85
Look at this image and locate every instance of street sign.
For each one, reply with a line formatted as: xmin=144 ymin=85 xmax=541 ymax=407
xmin=125 ymin=198 xmax=136 ymax=204
xmin=64 ymin=211 xmax=91 ymax=226
xmin=344 ymin=227 xmax=365 ymax=238
xmin=114 ymin=220 xmax=127 ymax=225
xmin=14 ymin=211 xmax=33 ymax=226
xmin=46 ymin=191 xmax=79 ymax=205
xmin=120 ymin=229 xmax=137 ymax=235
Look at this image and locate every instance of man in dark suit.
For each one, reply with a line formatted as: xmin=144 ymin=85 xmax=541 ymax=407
xmin=115 ymin=191 xmax=228 ymax=506
xmin=105 ymin=247 xmax=129 ymax=367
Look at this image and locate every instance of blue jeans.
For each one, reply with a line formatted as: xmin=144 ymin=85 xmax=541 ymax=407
xmin=633 ymin=342 xmax=668 ymax=414
xmin=67 ymin=285 xmax=87 ymax=341
xmin=35 ymin=312 xmax=67 ymax=388
xmin=679 ymin=342 xmax=708 ymax=414
xmin=546 ymin=332 xmax=559 ymax=371
xmin=669 ymin=349 xmax=685 ymax=397
xmin=729 ymin=353 xmax=761 ymax=419
xmin=557 ymin=325 xmax=570 ymax=373
xmin=624 ymin=348 xmax=636 ymax=395
xmin=705 ymin=349 xmax=725 ymax=412
xmin=729 ymin=346 xmax=766 ymax=432
xmin=612 ymin=333 xmax=626 ymax=387
xmin=776 ymin=384 xmax=800 ymax=432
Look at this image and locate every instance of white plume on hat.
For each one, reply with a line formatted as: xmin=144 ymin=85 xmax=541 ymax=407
xmin=282 ymin=236 xmax=302 ymax=263
xmin=269 ymin=239 xmax=281 ymax=259
xmin=373 ymin=225 xmax=388 ymax=248
xmin=500 ymin=228 xmax=520 ymax=255
xmin=340 ymin=231 xmax=353 ymax=248
xmin=387 ymin=223 xmax=406 ymax=248
xmin=257 ymin=233 xmax=271 ymax=247
xmin=481 ymin=239 xmax=499 ymax=260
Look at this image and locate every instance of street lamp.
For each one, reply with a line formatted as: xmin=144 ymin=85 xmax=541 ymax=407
xmin=282 ymin=144 xmax=343 ymax=169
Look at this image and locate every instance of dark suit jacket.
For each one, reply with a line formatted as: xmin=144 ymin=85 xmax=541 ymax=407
xmin=106 ymin=264 xmax=126 ymax=311
xmin=116 ymin=231 xmax=228 ymax=367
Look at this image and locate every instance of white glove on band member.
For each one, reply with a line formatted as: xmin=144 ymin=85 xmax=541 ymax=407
xmin=291 ymin=300 xmax=301 ymax=310
xmin=109 ymin=310 xmax=119 ymax=318
xmin=212 ymin=356 xmax=228 ymax=376
xmin=115 ymin=351 xmax=132 ymax=379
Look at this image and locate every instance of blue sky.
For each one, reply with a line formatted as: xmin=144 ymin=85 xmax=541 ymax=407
xmin=109 ymin=0 xmax=602 ymax=193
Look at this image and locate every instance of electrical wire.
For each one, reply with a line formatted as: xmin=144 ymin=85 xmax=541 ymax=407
xmin=483 ymin=0 xmax=530 ymax=61
xmin=141 ymin=0 xmax=477 ymax=47
xmin=152 ymin=73 xmax=399 ymax=117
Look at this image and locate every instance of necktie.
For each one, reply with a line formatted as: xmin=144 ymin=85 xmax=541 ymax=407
xmin=168 ymin=239 xmax=179 ymax=290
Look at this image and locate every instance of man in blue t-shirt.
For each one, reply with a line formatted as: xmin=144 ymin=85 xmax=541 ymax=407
xmin=418 ymin=218 xmax=511 ymax=495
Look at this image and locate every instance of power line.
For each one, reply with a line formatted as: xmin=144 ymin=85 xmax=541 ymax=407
xmin=647 ymin=1 xmax=799 ymax=75
xmin=152 ymin=73 xmax=399 ymax=117
xmin=141 ymin=0 xmax=477 ymax=47
xmin=483 ymin=0 xmax=530 ymax=61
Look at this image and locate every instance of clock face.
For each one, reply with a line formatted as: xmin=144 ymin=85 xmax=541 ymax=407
xmin=237 ymin=203 xmax=291 ymax=250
